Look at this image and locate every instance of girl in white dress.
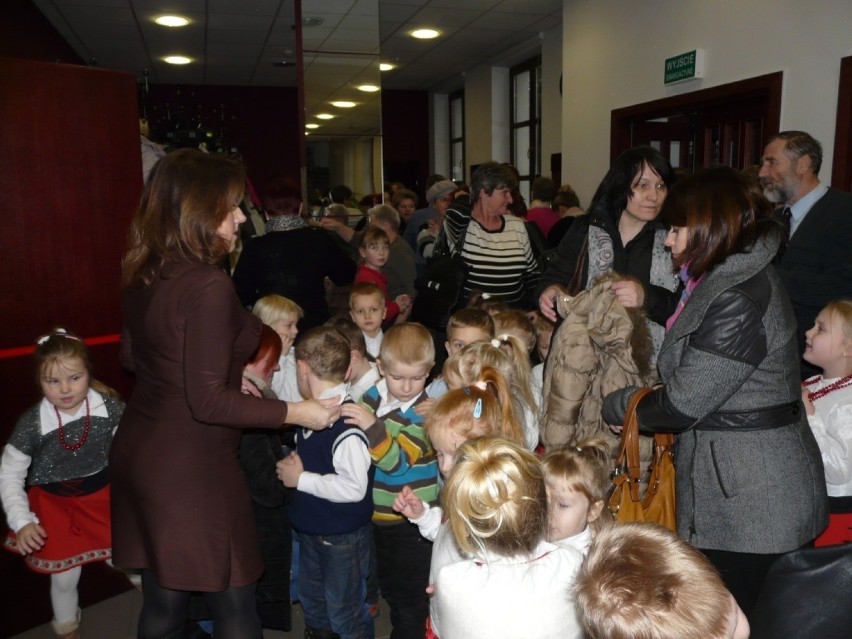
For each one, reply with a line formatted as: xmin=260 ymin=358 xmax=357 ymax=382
xmin=801 ymin=299 xmax=852 ymax=545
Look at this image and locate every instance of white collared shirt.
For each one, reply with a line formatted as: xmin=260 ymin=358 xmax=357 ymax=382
xmin=374 ymin=378 xmax=420 ymax=417
xmin=789 ymin=181 xmax=829 ymax=236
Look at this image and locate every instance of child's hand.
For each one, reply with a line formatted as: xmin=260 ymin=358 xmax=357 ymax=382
xmin=426 ymin=583 xmax=436 ymax=595
xmin=341 ymin=403 xmax=377 ymax=431
xmin=414 ymin=397 xmax=435 ymax=417
xmin=15 ymin=523 xmax=47 ymax=555
xmin=802 ymin=387 xmax=816 ymax=415
xmin=276 ymin=452 xmax=304 ymax=488
xmin=393 ymin=486 xmax=426 ymax=519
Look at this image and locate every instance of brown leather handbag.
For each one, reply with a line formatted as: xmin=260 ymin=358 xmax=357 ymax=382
xmin=608 ymin=387 xmax=677 ymax=532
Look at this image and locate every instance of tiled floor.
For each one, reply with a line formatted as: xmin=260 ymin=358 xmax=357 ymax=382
xmin=10 ymin=591 xmax=393 ymax=639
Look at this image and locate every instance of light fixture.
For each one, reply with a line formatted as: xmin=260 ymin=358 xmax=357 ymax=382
xmin=410 ymin=28 xmax=440 ymax=39
xmin=164 ymin=56 xmax=192 ymax=65
xmin=305 ymin=123 xmax=319 ymax=129
xmin=303 ymin=17 xmax=324 ymax=27
xmin=155 ymin=16 xmax=189 ymax=27
xmin=379 ymin=63 xmax=395 ymax=71
xmin=331 ymin=101 xmax=356 ymax=108
xmin=357 ymin=84 xmax=380 ymax=93
xmin=315 ymin=113 xmax=334 ymax=120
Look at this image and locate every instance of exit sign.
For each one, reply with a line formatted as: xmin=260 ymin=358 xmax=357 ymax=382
xmin=664 ymin=49 xmax=705 ymax=85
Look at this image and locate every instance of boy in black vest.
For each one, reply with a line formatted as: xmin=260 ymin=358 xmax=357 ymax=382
xmin=276 ymin=326 xmax=375 ymax=639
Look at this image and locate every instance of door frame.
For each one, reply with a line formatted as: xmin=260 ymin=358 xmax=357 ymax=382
xmin=832 ymin=56 xmax=852 ymax=190
xmin=610 ymin=72 xmax=783 ymax=164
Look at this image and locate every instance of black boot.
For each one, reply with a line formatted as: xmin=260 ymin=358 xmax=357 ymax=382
xmin=304 ymin=627 xmax=340 ymax=639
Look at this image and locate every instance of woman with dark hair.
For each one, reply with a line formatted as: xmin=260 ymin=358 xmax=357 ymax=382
xmin=111 ymin=149 xmax=341 ymax=638
xmin=538 ymin=146 xmax=680 ymax=357
xmin=232 ymin=176 xmax=356 ymax=330
xmin=602 ymin=166 xmax=828 ymax=620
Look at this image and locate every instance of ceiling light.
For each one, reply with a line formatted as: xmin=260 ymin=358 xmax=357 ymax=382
xmin=379 ymin=63 xmax=395 ymax=72
xmin=303 ymin=17 xmax=324 ymax=27
xmin=315 ymin=113 xmax=334 ymax=120
xmin=164 ymin=56 xmax=191 ymax=65
xmin=155 ymin=16 xmax=189 ymax=27
xmin=305 ymin=123 xmax=319 ymax=129
xmin=331 ymin=101 xmax=356 ymax=108
xmin=410 ymin=29 xmax=440 ymax=39
xmin=357 ymin=84 xmax=380 ymax=93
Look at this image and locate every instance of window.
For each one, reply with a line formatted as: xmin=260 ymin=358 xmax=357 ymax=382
xmin=510 ymin=57 xmax=541 ymax=204
xmin=449 ymin=90 xmax=465 ymax=182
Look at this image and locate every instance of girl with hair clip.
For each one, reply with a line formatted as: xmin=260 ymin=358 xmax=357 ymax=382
xmin=1 ymin=329 xmax=124 ymax=639
xmin=541 ymin=439 xmax=613 ymax=555
xmin=443 ymin=337 xmax=540 ymax=450
xmin=395 ymin=368 xmax=525 ymax=639
xmin=432 ymin=437 xmax=584 ymax=639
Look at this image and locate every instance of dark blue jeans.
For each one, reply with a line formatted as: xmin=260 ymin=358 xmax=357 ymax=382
xmin=299 ymin=524 xmax=373 ymax=639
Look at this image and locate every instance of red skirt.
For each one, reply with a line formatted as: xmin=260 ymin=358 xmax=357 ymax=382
xmin=3 ymin=485 xmax=111 ymax=573
xmin=815 ymin=511 xmax=852 ymax=547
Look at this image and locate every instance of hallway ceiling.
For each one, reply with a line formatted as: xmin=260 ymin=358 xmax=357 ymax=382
xmin=32 ymin=0 xmax=561 ymax=90
xmin=32 ymin=0 xmax=561 ymax=136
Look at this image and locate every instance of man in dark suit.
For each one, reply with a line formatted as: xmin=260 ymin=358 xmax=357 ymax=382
xmin=759 ymin=130 xmax=852 ymax=378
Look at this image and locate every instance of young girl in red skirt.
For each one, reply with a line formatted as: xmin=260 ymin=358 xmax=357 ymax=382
xmin=801 ymin=300 xmax=852 ymax=546
xmin=0 ymin=329 xmax=123 ymax=639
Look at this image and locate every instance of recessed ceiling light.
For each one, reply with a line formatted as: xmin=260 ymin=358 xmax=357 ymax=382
xmin=410 ymin=29 xmax=440 ymax=39
xmin=331 ymin=101 xmax=357 ymax=108
xmin=155 ymin=16 xmax=189 ymax=27
xmin=164 ymin=56 xmax=192 ymax=65
xmin=379 ymin=63 xmax=395 ymax=72
xmin=315 ymin=113 xmax=334 ymax=120
xmin=357 ymin=84 xmax=380 ymax=93
xmin=305 ymin=123 xmax=319 ymax=129
xmin=303 ymin=17 xmax=324 ymax=27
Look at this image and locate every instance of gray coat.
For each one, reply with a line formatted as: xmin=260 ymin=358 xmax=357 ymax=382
xmin=614 ymin=230 xmax=828 ymax=553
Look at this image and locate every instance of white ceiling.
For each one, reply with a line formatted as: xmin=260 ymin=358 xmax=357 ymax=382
xmin=31 ymin=0 xmax=562 ymax=136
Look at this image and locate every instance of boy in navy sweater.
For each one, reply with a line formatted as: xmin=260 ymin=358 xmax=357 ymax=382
xmin=276 ymin=326 xmax=375 ymax=639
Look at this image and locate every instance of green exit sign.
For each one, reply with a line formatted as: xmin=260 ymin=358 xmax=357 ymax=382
xmin=664 ymin=49 xmax=705 ymax=85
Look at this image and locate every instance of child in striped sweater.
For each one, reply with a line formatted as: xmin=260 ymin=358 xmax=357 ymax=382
xmin=341 ymin=322 xmax=438 ymax=638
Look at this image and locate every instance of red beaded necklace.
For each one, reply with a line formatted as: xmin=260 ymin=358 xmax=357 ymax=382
xmin=55 ymin=397 xmax=91 ymax=451
xmin=802 ymin=374 xmax=852 ymax=402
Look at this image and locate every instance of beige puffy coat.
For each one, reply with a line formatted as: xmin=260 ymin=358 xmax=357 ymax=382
xmin=541 ymin=278 xmax=656 ymax=461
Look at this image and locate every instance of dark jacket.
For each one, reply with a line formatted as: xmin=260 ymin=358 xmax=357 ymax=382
xmin=538 ymin=211 xmax=678 ymax=326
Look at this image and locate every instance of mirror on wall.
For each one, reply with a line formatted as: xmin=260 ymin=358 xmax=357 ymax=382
xmin=298 ymin=0 xmax=382 ymax=206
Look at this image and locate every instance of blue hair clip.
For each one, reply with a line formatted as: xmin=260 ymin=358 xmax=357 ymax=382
xmin=473 ymin=398 xmax=483 ymax=419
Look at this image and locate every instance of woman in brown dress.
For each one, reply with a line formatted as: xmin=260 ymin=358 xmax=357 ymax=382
xmin=110 ymin=149 xmax=339 ymax=639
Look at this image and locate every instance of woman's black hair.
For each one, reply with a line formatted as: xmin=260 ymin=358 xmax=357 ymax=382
xmin=586 ymin=146 xmax=675 ymax=223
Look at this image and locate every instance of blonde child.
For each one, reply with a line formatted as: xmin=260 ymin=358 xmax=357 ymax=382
xmin=426 ymin=307 xmax=495 ymax=399
xmin=355 ymin=226 xmax=412 ymax=324
xmin=0 ymin=329 xmax=124 ymax=639
xmin=529 ymin=311 xmax=557 ymax=409
xmin=800 ymin=299 xmax=852 ymax=546
xmin=443 ymin=338 xmax=540 ymax=450
xmin=349 ymin=282 xmax=387 ymax=359
xmin=575 ymin=523 xmax=749 ymax=639
xmin=325 ymin=316 xmax=381 ymax=402
xmin=433 ymin=437 xmax=584 ymax=639
xmin=253 ymin=294 xmax=304 ymax=402
xmin=341 ymin=322 xmax=438 ymax=638
xmin=541 ymin=439 xmax=613 ymax=555
xmin=393 ymin=368 xmax=524 ymax=639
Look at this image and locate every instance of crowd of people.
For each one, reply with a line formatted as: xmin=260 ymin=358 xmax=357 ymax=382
xmin=2 ymin=130 xmax=851 ymax=639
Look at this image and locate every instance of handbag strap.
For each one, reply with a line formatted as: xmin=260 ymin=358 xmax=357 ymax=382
xmin=614 ymin=387 xmax=655 ymax=502
xmin=434 ymin=216 xmax=471 ymax=259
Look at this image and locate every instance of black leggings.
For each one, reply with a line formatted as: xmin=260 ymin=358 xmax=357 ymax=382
xmin=138 ymin=570 xmax=261 ymax=639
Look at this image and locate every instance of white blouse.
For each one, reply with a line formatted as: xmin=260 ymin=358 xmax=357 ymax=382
xmin=806 ymin=376 xmax=852 ymax=497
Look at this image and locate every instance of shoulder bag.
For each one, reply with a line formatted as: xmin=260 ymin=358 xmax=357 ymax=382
xmin=411 ymin=220 xmax=471 ymax=331
xmin=608 ymin=387 xmax=677 ymax=532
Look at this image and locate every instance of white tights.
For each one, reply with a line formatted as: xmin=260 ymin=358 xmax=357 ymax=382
xmin=50 ymin=566 xmax=81 ymax=624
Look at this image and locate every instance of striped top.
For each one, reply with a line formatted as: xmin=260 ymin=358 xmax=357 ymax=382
xmin=444 ymin=196 xmax=540 ymax=306
xmin=359 ymin=387 xmax=439 ymax=524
